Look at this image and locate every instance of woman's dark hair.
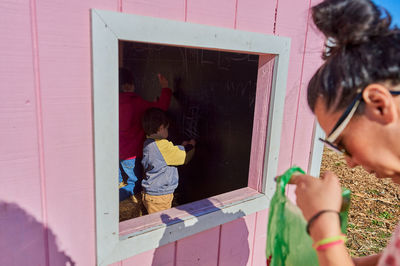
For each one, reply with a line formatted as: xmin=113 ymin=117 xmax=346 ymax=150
xmin=308 ymin=0 xmax=400 ymax=113
xmin=142 ymin=108 xmax=170 ymax=135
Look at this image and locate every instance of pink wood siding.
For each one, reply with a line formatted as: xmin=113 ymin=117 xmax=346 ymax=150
xmin=121 ymin=242 xmax=175 ymax=265
xmin=123 ymin=0 xmax=185 ymax=21
xmin=252 ymin=210 xmax=269 ymax=266
xmin=186 ymin=0 xmax=237 ymax=28
xmin=0 ymin=0 xmax=46 ymax=265
xmin=177 ymin=226 xmax=220 ymax=265
xmin=285 ymin=0 xmax=324 ymax=200
xmin=289 ymin=0 xmax=324 ymax=170
xmin=236 ymin=0 xmax=276 ymax=33
xmin=1 ymin=0 xmax=322 ymax=265
xmin=276 ymin=0 xmax=324 ymax=174
xmin=34 ymin=1 xmax=118 ymax=264
xmin=218 ymin=213 xmax=256 ymax=266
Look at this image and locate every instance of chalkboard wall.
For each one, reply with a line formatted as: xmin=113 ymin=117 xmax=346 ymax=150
xmin=121 ymin=41 xmax=259 ymax=205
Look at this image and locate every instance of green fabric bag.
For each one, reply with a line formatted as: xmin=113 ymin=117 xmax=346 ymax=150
xmin=266 ymin=166 xmax=350 ymax=266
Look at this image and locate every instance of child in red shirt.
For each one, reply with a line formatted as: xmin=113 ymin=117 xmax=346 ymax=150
xmin=119 ymin=68 xmax=172 ymax=201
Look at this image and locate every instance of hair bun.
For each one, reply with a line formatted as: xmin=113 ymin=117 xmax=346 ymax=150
xmin=312 ymin=0 xmax=391 ymax=47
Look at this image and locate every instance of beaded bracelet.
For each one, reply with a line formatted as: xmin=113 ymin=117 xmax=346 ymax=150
xmin=313 ymin=235 xmax=347 ymax=251
xmin=306 ymin=210 xmax=341 ymax=235
xmin=316 ymin=239 xmax=345 ymax=251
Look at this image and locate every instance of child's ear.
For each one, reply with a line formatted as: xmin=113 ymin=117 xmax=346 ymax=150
xmin=363 ymin=84 xmax=397 ymax=124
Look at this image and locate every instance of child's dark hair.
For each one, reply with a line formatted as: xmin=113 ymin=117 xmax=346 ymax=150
xmin=142 ymin=108 xmax=170 ymax=135
xmin=119 ymin=67 xmax=134 ymax=91
xmin=308 ymin=0 xmax=400 ymax=113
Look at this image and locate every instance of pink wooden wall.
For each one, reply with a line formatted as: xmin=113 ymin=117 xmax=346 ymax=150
xmin=0 ymin=0 xmax=322 ymax=265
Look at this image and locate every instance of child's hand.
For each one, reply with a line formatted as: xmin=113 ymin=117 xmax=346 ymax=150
xmin=158 ymin=74 xmax=169 ymax=88
xmin=182 ymin=139 xmax=196 ymax=146
xmin=189 ymin=139 xmax=196 ymax=146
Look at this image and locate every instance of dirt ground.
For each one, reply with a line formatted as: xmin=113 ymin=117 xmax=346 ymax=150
xmin=320 ymin=147 xmax=400 ymax=256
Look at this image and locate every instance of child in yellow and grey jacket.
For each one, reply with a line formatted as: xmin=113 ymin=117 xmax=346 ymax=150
xmin=141 ymin=108 xmax=196 ymax=214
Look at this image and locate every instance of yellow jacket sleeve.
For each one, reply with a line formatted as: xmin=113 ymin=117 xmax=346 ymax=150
xmin=155 ymin=139 xmax=186 ymax=166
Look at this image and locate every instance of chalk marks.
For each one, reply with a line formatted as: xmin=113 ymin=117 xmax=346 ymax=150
xmin=123 ymin=41 xmax=260 ymax=73
xmin=182 ymin=104 xmax=200 ymax=139
xmin=121 ymin=40 xmax=260 ymax=143
xmin=119 ymin=40 xmax=263 ymax=208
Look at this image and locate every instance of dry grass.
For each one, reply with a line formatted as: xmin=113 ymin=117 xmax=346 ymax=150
xmin=321 ymin=147 xmax=400 ymax=256
xmin=120 ymin=193 xmax=146 ymax=221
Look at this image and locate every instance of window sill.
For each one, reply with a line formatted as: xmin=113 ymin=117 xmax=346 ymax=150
xmin=110 ymin=187 xmax=269 ymax=262
xmin=120 ymin=187 xmax=269 ymax=239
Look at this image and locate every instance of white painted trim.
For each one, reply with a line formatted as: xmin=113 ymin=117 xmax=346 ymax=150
xmin=308 ymin=121 xmax=325 ymax=177
xmin=307 ymin=39 xmax=332 ymax=178
xmin=262 ymin=54 xmax=291 ymax=197
xmin=91 ymin=11 xmax=119 ymax=265
xmin=91 ymin=9 xmax=291 ymax=265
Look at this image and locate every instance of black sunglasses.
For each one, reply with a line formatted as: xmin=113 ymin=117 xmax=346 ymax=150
xmin=319 ymin=90 xmax=400 ymax=155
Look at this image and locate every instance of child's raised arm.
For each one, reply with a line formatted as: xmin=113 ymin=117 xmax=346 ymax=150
xmin=157 ymin=74 xmax=169 ymax=89
xmin=182 ymin=139 xmax=196 ymax=164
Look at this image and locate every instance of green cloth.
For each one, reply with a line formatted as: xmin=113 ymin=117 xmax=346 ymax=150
xmin=266 ymin=166 xmax=350 ymax=266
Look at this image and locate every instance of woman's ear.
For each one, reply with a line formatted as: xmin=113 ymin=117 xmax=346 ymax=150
xmin=362 ymin=84 xmax=397 ymax=124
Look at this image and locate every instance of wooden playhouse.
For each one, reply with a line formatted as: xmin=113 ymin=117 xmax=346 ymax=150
xmin=1 ymin=0 xmax=325 ymax=265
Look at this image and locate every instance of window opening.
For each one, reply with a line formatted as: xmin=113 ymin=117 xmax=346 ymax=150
xmin=119 ymin=41 xmax=259 ymax=221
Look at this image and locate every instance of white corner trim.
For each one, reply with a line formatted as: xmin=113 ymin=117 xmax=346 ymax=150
xmin=262 ymin=54 xmax=291 ymax=197
xmin=91 ymin=9 xmax=291 ymax=265
xmin=308 ymin=121 xmax=325 ymax=177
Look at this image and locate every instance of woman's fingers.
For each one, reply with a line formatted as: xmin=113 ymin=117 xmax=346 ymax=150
xmin=295 ymin=171 xmax=342 ymax=216
xmin=289 ymin=174 xmax=311 ymax=185
xmin=290 ymin=171 xmax=338 ymax=186
xmin=321 ymin=171 xmax=340 ymax=186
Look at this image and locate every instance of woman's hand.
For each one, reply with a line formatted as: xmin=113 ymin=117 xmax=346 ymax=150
xmin=290 ymin=171 xmax=354 ymax=265
xmin=290 ymin=171 xmax=342 ymax=220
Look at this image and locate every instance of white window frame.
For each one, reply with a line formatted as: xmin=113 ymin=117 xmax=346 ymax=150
xmin=91 ymin=9 xmax=290 ymax=265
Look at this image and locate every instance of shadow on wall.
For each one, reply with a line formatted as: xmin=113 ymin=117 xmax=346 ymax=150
xmin=0 ymin=201 xmax=75 ymax=265
xmin=152 ymin=199 xmax=250 ymax=266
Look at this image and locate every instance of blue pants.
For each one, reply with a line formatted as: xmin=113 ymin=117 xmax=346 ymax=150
xmin=119 ymin=158 xmax=142 ymax=201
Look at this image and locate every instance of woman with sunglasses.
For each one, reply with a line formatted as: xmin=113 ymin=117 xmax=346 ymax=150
xmin=291 ymin=0 xmax=400 ymax=265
